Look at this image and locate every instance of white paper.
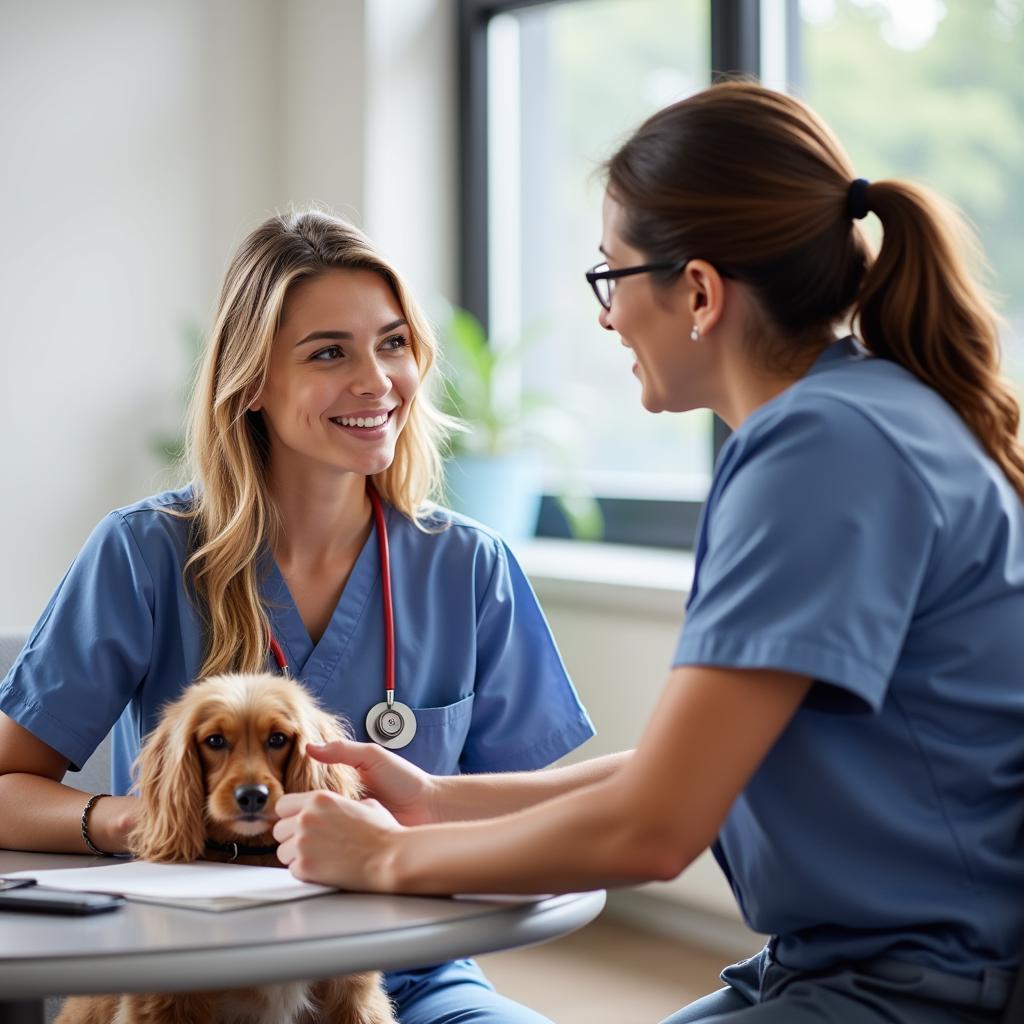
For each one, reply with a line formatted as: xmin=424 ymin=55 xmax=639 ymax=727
xmin=453 ymin=893 xmax=551 ymax=903
xmin=8 ymin=860 xmax=335 ymax=912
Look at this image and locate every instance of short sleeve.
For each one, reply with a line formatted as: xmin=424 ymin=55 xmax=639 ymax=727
xmin=0 ymin=512 xmax=155 ymax=768
xmin=459 ymin=540 xmax=595 ymax=772
xmin=676 ymin=399 xmax=942 ymax=712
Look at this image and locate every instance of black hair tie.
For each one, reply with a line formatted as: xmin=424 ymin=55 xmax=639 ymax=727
xmin=846 ymin=178 xmax=871 ymax=221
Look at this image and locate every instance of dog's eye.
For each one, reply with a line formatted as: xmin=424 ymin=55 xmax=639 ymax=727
xmin=267 ymin=732 xmax=288 ymax=749
xmin=204 ymin=734 xmax=227 ymax=750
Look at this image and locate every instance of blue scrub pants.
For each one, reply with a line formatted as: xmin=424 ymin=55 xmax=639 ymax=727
xmin=660 ymin=946 xmax=1008 ymax=1024
xmin=387 ymin=960 xmax=551 ymax=1024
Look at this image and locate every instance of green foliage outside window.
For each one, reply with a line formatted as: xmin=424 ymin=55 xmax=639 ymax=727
xmin=801 ymin=0 xmax=1024 ymax=380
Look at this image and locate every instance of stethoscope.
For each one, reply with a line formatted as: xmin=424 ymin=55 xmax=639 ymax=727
xmin=267 ymin=484 xmax=417 ymax=750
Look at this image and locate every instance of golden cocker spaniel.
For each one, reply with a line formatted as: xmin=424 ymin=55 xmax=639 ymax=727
xmin=56 ymin=672 xmax=395 ymax=1024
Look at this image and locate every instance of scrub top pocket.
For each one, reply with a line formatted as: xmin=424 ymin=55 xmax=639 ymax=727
xmin=398 ymin=693 xmax=475 ymax=775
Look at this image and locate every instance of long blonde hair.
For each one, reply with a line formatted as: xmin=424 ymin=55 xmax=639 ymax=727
xmin=606 ymin=82 xmax=1024 ymax=500
xmin=182 ymin=210 xmax=450 ymax=678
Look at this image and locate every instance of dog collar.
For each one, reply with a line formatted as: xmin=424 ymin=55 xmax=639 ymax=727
xmin=204 ymin=838 xmax=279 ymax=862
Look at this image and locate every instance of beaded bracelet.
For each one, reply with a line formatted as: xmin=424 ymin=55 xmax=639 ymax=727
xmin=80 ymin=792 xmax=112 ymax=856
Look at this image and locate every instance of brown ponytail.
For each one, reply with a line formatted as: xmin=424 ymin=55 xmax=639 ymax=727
xmin=606 ymin=82 xmax=1024 ymax=500
xmin=853 ymin=180 xmax=1024 ymax=499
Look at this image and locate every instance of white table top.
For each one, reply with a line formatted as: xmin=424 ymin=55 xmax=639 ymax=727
xmin=0 ymin=851 xmax=605 ymax=999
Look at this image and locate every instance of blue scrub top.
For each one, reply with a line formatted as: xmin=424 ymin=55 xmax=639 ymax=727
xmin=1 ymin=491 xmax=594 ymax=794
xmin=676 ymin=337 xmax=1024 ymax=979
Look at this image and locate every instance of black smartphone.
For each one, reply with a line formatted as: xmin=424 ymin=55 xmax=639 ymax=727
xmin=0 ymin=883 xmax=125 ymax=915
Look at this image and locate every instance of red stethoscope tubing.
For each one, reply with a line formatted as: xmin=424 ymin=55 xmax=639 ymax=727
xmin=371 ymin=484 xmax=396 ymax=699
xmin=267 ymin=484 xmax=395 ymax=699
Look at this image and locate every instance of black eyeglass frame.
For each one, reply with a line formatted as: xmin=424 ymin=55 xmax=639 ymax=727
xmin=585 ymin=259 xmax=689 ymax=311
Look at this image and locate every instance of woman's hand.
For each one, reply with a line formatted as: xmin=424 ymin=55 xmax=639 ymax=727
xmin=273 ymin=791 xmax=402 ymax=891
xmin=305 ymin=738 xmax=441 ymax=826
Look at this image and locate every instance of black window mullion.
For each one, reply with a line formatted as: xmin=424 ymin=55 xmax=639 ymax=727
xmin=457 ymin=1 xmax=493 ymax=332
xmin=708 ymin=0 xmax=760 ymax=461
xmin=711 ymin=0 xmax=761 ymax=80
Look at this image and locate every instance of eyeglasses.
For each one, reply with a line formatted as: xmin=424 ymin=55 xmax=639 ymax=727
xmin=585 ymin=259 xmax=689 ymax=311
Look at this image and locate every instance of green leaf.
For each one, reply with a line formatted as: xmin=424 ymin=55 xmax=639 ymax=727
xmin=436 ymin=299 xmax=602 ymax=533
xmin=555 ymin=493 xmax=604 ymax=542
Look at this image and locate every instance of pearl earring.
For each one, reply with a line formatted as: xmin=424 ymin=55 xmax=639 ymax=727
xmin=690 ymin=325 xmax=701 ymax=342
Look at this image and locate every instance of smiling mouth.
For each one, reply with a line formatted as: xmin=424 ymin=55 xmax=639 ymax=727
xmin=329 ymin=410 xmax=394 ymax=430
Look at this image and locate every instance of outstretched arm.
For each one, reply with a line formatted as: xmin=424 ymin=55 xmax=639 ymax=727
xmin=305 ymin=737 xmax=630 ymax=826
xmin=275 ymin=665 xmax=810 ymax=894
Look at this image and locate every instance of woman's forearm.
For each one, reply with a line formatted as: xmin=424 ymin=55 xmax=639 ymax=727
xmin=282 ymin=667 xmax=812 ymax=897
xmin=384 ymin=768 xmax=695 ymax=895
xmin=429 ymin=750 xmax=632 ymax=822
xmin=379 ymin=669 xmax=812 ymax=894
xmin=0 ymin=773 xmax=136 ymax=854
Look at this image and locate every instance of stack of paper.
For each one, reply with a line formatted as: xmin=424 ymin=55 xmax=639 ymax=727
xmin=8 ymin=861 xmax=336 ymax=912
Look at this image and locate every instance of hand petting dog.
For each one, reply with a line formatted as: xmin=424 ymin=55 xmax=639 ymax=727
xmin=275 ymin=786 xmax=403 ymax=892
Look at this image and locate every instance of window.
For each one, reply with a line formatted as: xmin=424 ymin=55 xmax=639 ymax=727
xmin=488 ymin=0 xmax=712 ymax=499
xmin=793 ymin=0 xmax=1024 ymax=388
xmin=461 ymin=0 xmax=721 ymax=546
xmin=460 ymin=0 xmax=1023 ymax=547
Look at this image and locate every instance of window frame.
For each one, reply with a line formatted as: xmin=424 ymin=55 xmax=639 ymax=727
xmin=457 ymin=0 xmax=762 ymax=547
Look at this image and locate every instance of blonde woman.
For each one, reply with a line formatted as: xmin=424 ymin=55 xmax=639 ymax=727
xmin=0 ymin=210 xmax=594 ymax=1024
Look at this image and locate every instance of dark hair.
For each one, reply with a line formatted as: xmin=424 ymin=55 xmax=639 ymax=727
xmin=605 ymin=82 xmax=1024 ymax=499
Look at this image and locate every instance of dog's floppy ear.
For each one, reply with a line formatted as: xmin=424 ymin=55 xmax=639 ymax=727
xmin=128 ymin=691 xmax=208 ymax=862
xmin=285 ymin=693 xmax=362 ymax=800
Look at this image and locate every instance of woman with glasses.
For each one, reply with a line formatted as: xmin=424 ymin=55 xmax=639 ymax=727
xmin=273 ymin=83 xmax=1024 ymax=1024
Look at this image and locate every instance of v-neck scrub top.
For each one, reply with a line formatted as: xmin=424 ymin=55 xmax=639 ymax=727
xmin=676 ymin=338 xmax=1024 ymax=981
xmin=0 ymin=489 xmax=594 ymax=795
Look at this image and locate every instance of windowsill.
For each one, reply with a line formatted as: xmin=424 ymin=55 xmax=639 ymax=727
xmin=516 ymin=538 xmax=695 ymax=618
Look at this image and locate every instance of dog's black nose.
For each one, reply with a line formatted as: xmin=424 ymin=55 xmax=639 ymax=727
xmin=234 ymin=784 xmax=270 ymax=814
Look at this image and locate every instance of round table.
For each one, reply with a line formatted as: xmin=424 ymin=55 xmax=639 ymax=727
xmin=0 ymin=851 xmax=605 ymax=1021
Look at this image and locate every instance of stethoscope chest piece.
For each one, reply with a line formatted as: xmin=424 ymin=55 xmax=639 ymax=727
xmin=365 ymin=700 xmax=417 ymax=749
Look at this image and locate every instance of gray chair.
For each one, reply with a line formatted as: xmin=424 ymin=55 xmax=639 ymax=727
xmin=0 ymin=632 xmax=112 ymax=793
xmin=0 ymin=632 xmax=26 ymax=686
xmin=1 ymin=632 xmax=115 ymax=1023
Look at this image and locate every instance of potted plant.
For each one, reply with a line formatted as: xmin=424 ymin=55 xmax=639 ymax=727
xmin=436 ymin=302 xmax=601 ymax=542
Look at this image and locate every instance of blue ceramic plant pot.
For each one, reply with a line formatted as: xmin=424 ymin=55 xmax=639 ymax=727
xmin=445 ymin=453 xmax=543 ymax=542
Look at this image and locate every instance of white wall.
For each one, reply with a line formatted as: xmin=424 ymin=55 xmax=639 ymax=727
xmin=0 ymin=0 xmax=456 ymax=629
xmin=522 ymin=547 xmax=756 ymax=941
xmin=364 ymin=0 xmax=457 ymax=301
